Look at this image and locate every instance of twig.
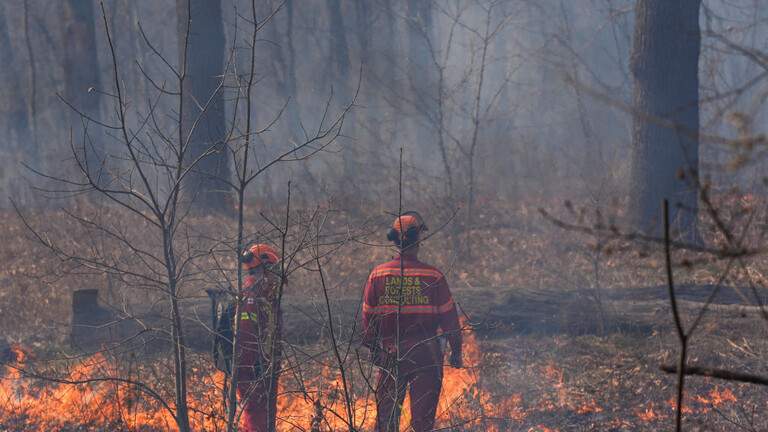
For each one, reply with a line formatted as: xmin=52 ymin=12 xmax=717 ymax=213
xmin=664 ymin=199 xmax=687 ymax=432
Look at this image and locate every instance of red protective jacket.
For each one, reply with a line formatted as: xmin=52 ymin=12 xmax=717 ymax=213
xmin=362 ymin=255 xmax=461 ymax=355
xmin=237 ymin=273 xmax=281 ymax=365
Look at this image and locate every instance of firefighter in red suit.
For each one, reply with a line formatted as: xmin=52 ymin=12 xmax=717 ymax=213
xmin=236 ymin=244 xmax=282 ymax=432
xmin=362 ymin=212 xmax=463 ymax=432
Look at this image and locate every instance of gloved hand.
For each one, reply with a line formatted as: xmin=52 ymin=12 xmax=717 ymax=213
xmin=449 ymin=349 xmax=463 ymax=369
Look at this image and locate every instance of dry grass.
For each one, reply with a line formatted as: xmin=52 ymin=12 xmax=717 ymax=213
xmin=3 ymin=193 xmax=768 ymax=430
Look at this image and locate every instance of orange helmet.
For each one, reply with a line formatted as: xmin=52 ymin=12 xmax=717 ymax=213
xmin=387 ymin=211 xmax=428 ymax=243
xmin=241 ymin=243 xmax=280 ymax=271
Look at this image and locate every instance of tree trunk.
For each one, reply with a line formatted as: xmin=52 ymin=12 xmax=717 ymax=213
xmin=381 ymin=0 xmax=401 ymax=152
xmin=0 ymin=3 xmax=33 ymax=203
xmin=163 ymin=227 xmax=191 ymax=432
xmin=177 ymin=0 xmax=231 ymax=211
xmin=62 ymin=0 xmax=103 ymax=178
xmin=325 ymin=0 xmax=356 ymax=189
xmin=283 ymin=0 xmax=301 ymax=141
xmin=0 ymin=4 xmax=28 ymax=149
xmin=629 ymin=0 xmax=701 ymax=239
xmin=406 ymin=0 xmax=436 ymax=162
xmin=354 ymin=0 xmax=380 ymax=185
xmin=269 ymin=0 xmax=308 ymax=187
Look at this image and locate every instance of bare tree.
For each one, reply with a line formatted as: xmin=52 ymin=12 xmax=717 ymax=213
xmin=15 ymin=1 xmax=240 ymax=428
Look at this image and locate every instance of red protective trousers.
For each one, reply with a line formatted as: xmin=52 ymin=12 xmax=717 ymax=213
xmin=236 ymin=350 xmax=279 ymax=432
xmin=374 ymin=340 xmax=443 ymax=432
xmin=235 ymin=274 xmax=281 ymax=432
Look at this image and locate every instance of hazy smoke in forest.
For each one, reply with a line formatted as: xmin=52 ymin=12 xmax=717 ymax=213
xmin=1 ymin=0 xmax=767 ymax=208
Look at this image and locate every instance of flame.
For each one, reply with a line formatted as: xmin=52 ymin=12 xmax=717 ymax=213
xmin=638 ymin=386 xmax=741 ymax=423
xmin=1 ymin=349 xmax=188 ymax=430
xmin=636 ymin=403 xmax=658 ymax=422
xmin=277 ymin=321 xmax=526 ymax=431
xmin=1 ymin=324 xmax=525 ymax=431
xmin=694 ymin=387 xmax=737 ymax=407
xmin=667 ymin=387 xmax=737 ymax=416
xmin=0 ymin=332 xmax=741 ymax=431
xmin=666 ymin=397 xmax=695 ymax=415
xmin=538 ymin=362 xmax=602 ymax=415
xmin=10 ymin=344 xmax=26 ymax=364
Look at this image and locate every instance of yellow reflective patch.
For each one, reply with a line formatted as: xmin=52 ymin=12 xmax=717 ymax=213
xmin=379 ymin=276 xmax=430 ymax=305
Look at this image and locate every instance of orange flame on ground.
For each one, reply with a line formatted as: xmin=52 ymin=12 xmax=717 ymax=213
xmin=636 ymin=402 xmax=658 ymax=422
xmin=1 ymin=326 xmax=526 ymax=431
xmin=278 ymin=322 xmax=526 ymax=431
xmin=1 ymin=351 xmax=191 ymax=430
xmin=637 ymin=387 xmax=740 ymax=423
xmin=1 ymin=334 xmax=741 ymax=431
xmin=694 ymin=387 xmax=737 ymax=408
xmin=666 ymin=397 xmax=695 ymax=415
xmin=539 ymin=362 xmax=602 ymax=415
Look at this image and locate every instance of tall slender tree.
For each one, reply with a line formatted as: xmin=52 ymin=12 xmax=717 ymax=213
xmin=0 ymin=3 xmax=33 ymax=203
xmin=325 ymin=0 xmax=357 ymax=184
xmin=62 ymin=0 xmax=103 ymax=178
xmin=406 ymin=0 xmax=436 ymax=161
xmin=177 ymin=0 xmax=230 ymax=210
xmin=0 ymin=4 xmax=28 ymax=152
xmin=629 ymin=0 xmax=702 ymax=239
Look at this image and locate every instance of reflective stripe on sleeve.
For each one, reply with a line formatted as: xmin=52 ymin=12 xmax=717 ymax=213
xmin=363 ymin=304 xmax=442 ymax=315
xmin=369 ymin=268 xmax=444 ymax=280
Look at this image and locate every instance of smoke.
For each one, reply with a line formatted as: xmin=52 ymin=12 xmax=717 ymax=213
xmin=2 ymin=0 xmax=768 ymax=208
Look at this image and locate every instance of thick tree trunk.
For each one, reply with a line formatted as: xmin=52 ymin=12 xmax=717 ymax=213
xmin=177 ymin=0 xmax=230 ymax=211
xmin=62 ymin=0 xmax=103 ymax=178
xmin=629 ymin=0 xmax=701 ymax=239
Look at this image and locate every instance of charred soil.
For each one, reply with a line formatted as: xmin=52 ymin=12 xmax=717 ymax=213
xmin=2 ymin=198 xmax=768 ymax=431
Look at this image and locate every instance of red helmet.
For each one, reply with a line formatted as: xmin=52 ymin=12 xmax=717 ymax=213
xmin=387 ymin=211 xmax=428 ymax=243
xmin=241 ymin=243 xmax=280 ymax=271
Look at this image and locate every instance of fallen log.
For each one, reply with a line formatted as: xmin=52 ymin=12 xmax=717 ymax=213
xmin=660 ymin=364 xmax=768 ymax=386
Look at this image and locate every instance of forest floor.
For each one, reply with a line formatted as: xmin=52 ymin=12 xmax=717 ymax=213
xmin=1 ymin=194 xmax=768 ymax=431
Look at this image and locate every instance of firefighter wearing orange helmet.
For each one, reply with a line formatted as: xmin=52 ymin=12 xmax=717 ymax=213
xmin=362 ymin=212 xmax=463 ymax=432
xmin=236 ymin=243 xmax=282 ymax=432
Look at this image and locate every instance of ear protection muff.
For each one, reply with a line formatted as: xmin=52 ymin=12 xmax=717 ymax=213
xmin=388 ymin=211 xmax=429 ymax=249
xmin=401 ymin=211 xmax=428 ymax=232
xmin=241 ymin=249 xmax=255 ymax=264
xmin=241 ymin=243 xmax=281 ymax=272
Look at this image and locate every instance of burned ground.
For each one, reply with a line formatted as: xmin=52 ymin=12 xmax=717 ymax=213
xmin=1 ymin=199 xmax=767 ymax=431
